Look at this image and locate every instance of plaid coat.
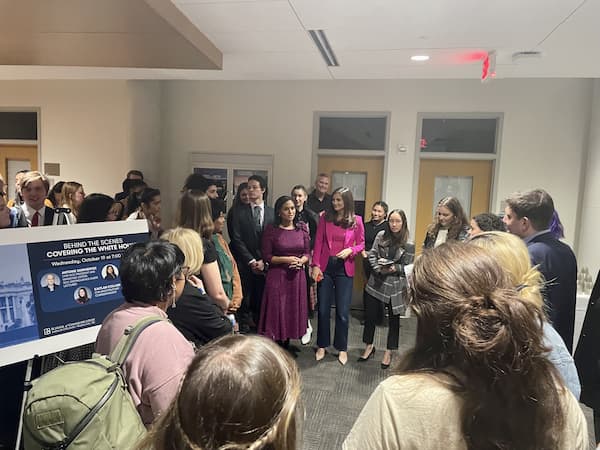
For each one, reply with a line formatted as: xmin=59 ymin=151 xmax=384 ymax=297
xmin=365 ymin=231 xmax=415 ymax=316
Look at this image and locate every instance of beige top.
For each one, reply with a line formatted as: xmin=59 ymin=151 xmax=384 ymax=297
xmin=343 ymin=373 xmax=588 ymax=450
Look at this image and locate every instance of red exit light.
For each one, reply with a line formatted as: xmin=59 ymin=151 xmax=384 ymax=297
xmin=482 ymin=51 xmax=497 ymax=82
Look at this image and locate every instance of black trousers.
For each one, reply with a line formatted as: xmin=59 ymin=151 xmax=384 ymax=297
xmin=362 ymin=291 xmax=400 ymax=350
xmin=237 ymin=264 xmax=266 ymax=329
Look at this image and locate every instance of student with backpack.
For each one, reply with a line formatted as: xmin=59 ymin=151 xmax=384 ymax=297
xmin=95 ymin=241 xmax=195 ymax=425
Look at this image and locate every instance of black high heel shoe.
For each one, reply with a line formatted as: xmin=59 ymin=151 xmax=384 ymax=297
xmin=357 ymin=346 xmax=376 ymax=362
xmin=381 ymin=353 xmax=392 ymax=369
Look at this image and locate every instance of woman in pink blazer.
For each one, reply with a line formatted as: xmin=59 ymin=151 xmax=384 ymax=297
xmin=311 ymin=187 xmax=365 ymax=365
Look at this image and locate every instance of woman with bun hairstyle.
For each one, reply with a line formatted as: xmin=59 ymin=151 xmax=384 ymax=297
xmin=345 ymin=243 xmax=587 ymax=450
xmin=423 ymin=196 xmax=469 ymax=249
xmin=468 ymin=231 xmax=580 ymax=398
xmin=137 ymin=334 xmax=301 ymax=450
xmin=311 ymin=187 xmax=365 ymax=365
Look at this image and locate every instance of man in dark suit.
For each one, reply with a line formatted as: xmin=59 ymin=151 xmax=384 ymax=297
xmin=14 ymin=171 xmax=55 ymax=227
xmin=504 ymin=189 xmax=577 ymax=351
xmin=229 ymin=174 xmax=274 ymax=329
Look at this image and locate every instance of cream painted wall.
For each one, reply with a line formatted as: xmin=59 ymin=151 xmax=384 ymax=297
xmin=0 ymin=80 xmax=161 ymax=197
xmin=161 ymin=79 xmax=591 ymax=247
xmin=577 ymin=79 xmax=600 ymax=277
xmin=0 ymin=78 xmax=590 ymax=258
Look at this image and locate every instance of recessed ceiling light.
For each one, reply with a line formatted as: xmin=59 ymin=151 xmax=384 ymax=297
xmin=410 ymin=55 xmax=430 ymax=62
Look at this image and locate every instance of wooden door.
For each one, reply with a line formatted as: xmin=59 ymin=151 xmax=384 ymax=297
xmin=317 ymin=156 xmax=384 ymax=306
xmin=414 ymin=159 xmax=493 ymax=253
xmin=0 ymin=145 xmax=38 ymax=196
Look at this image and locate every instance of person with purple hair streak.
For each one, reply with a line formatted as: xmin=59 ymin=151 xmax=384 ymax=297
xmin=550 ymin=210 xmax=565 ymax=240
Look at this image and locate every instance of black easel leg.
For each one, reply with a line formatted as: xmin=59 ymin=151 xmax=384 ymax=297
xmin=15 ymin=358 xmax=33 ymax=450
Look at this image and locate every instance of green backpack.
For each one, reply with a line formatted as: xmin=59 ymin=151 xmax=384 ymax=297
xmin=23 ymin=316 xmax=165 ymax=449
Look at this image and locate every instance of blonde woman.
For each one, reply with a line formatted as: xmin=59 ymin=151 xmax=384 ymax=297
xmin=468 ymin=231 xmax=580 ymax=398
xmin=137 ymin=334 xmax=301 ymax=450
xmin=60 ymin=181 xmax=85 ymax=223
xmin=162 ymin=227 xmax=233 ymax=348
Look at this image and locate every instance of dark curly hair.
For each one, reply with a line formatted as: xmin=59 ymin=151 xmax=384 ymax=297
xmin=473 ymin=213 xmax=505 ymax=233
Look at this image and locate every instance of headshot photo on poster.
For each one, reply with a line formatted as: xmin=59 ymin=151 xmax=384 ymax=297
xmin=74 ymin=287 xmax=92 ymax=305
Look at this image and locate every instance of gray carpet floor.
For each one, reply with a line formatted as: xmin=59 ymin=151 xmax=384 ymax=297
xmin=295 ymin=312 xmax=596 ymax=450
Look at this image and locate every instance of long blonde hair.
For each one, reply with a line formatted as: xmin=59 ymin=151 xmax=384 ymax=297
xmin=61 ymin=181 xmax=83 ymax=216
xmin=161 ymin=227 xmax=204 ymax=276
xmin=468 ymin=231 xmax=545 ymax=310
xmin=137 ymin=335 xmax=302 ymax=450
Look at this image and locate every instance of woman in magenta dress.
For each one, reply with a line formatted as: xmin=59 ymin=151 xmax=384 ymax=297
xmin=259 ymin=195 xmax=310 ymax=353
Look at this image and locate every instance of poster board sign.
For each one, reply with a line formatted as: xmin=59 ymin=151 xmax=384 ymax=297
xmin=0 ymin=221 xmax=148 ymax=367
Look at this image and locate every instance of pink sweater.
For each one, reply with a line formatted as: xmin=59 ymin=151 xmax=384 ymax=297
xmin=95 ymin=302 xmax=195 ymax=425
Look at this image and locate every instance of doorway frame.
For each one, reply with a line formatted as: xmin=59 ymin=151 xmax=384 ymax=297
xmin=0 ymin=107 xmax=41 ymax=185
xmin=188 ymin=152 xmax=274 ymax=209
xmin=411 ymin=112 xmax=504 ymax=234
xmin=311 ymin=111 xmax=390 ymax=186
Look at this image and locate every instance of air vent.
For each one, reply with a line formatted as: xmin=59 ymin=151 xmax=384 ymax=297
xmin=512 ymin=51 xmax=543 ymax=62
xmin=308 ymin=30 xmax=339 ymax=67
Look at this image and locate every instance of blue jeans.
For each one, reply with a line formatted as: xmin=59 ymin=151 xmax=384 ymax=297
xmin=317 ymin=258 xmax=354 ymax=351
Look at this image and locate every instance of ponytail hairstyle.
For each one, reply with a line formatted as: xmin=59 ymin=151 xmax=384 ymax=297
xmin=468 ymin=231 xmax=545 ymax=311
xmin=380 ymin=209 xmax=409 ymax=250
xmin=137 ymin=334 xmax=302 ymax=450
xmin=399 ymin=242 xmax=564 ymax=449
xmin=325 ymin=186 xmax=356 ymax=229
xmin=426 ymin=196 xmax=469 ymax=241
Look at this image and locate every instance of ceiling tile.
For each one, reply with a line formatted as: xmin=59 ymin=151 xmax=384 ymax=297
xmin=291 ymin=0 xmax=582 ymax=49
xmin=176 ymin=1 xmax=302 ymax=33
xmin=176 ymin=0 xmax=285 ymax=3
xmin=209 ymin=30 xmax=315 ymax=53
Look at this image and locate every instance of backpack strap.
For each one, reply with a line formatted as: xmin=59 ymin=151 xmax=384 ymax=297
xmin=108 ymin=315 xmax=165 ymax=366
